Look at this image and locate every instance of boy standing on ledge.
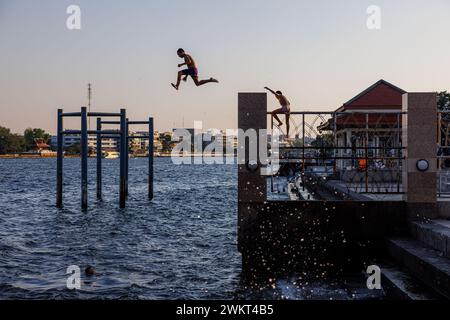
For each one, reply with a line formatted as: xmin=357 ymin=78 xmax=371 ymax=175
xmin=264 ymin=86 xmax=291 ymax=137
xmin=171 ymin=48 xmax=219 ymax=90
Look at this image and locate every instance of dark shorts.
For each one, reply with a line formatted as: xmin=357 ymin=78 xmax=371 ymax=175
xmin=181 ymin=68 xmax=198 ymax=77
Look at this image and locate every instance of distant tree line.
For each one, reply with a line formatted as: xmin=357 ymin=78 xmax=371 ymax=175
xmin=0 ymin=126 xmax=51 ymax=154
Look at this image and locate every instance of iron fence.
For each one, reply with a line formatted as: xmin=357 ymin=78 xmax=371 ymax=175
xmin=267 ymin=110 xmax=405 ymax=201
xmin=438 ymin=111 xmax=450 ymax=198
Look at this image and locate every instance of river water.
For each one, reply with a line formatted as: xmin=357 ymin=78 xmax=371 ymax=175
xmin=0 ymin=158 xmax=381 ymax=299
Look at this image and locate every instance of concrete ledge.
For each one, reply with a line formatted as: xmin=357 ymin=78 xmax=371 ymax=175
xmin=238 ymin=201 xmax=407 ymax=281
xmin=406 ymin=202 xmax=439 ymax=219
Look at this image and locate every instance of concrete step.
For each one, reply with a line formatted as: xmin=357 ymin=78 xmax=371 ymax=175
xmin=410 ymin=220 xmax=450 ymax=258
xmin=387 ymin=238 xmax=450 ymax=299
xmin=381 ymin=265 xmax=440 ymax=300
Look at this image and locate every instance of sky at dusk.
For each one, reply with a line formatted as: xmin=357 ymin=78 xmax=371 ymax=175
xmin=1 ymin=0 xmax=449 ymax=134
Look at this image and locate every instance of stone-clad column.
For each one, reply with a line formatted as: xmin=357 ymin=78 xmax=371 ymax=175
xmin=402 ymin=92 xmax=437 ymax=218
xmin=238 ymin=93 xmax=267 ymax=203
xmin=237 ymin=93 xmax=267 ymax=255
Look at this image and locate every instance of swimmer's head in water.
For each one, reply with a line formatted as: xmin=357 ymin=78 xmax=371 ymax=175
xmin=85 ymin=266 xmax=96 ymax=276
xmin=177 ymin=48 xmax=185 ymax=58
xmin=276 ymin=91 xmax=282 ymax=95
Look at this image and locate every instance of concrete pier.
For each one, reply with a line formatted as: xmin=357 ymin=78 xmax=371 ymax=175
xmin=237 ymin=93 xmax=408 ymax=280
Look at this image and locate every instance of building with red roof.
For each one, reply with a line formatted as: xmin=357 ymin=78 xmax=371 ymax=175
xmin=318 ymin=79 xmax=406 ymax=170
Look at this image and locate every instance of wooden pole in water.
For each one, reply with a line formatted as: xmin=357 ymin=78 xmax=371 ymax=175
xmin=56 ymin=109 xmax=64 ymax=208
xmin=148 ymin=117 xmax=154 ymax=200
xmin=81 ymin=106 xmax=88 ymax=210
xmin=119 ymin=109 xmax=127 ymax=208
xmin=96 ymin=117 xmax=102 ymax=200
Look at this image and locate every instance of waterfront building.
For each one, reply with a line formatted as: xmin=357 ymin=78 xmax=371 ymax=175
xmin=318 ymin=79 xmax=406 ymax=170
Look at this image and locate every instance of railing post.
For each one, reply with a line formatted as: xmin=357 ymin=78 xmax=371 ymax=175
xmin=56 ymin=109 xmax=64 ymax=208
xmin=149 ymin=117 xmax=154 ymax=200
xmin=365 ymin=113 xmax=369 ymax=193
xmin=96 ymin=117 xmax=102 ymax=200
xmin=397 ymin=113 xmax=401 ymax=193
xmin=81 ymin=106 xmax=88 ymax=210
xmin=333 ymin=112 xmax=337 ymax=174
xmin=302 ymin=113 xmax=305 ymax=191
xmin=119 ymin=109 xmax=127 ymax=208
xmin=125 ymin=118 xmax=129 ymax=197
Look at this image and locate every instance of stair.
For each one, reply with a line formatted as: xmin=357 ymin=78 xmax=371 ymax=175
xmin=386 ymin=238 xmax=450 ymax=298
xmin=410 ymin=220 xmax=450 ymax=258
xmin=381 ymin=265 xmax=439 ymax=300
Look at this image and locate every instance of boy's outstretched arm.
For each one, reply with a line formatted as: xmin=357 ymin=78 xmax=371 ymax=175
xmin=264 ymin=86 xmax=277 ymax=96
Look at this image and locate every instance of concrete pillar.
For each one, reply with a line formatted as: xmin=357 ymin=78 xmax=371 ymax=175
xmin=237 ymin=93 xmax=267 ymax=255
xmin=238 ymin=93 xmax=267 ymax=203
xmin=402 ymin=92 xmax=437 ymax=218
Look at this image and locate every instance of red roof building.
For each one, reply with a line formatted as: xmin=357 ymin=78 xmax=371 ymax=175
xmin=319 ymin=79 xmax=407 ymax=170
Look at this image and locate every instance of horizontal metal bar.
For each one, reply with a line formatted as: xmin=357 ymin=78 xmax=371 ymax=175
xmin=280 ymin=146 xmax=405 ymax=150
xmin=61 ymin=130 xmax=81 ymax=134
xmin=62 ymin=130 xmax=121 ymax=135
xmin=277 ymin=156 xmax=406 ymax=160
xmin=99 ymin=135 xmax=121 ymax=139
xmin=62 ymin=112 xmax=82 ymax=117
xmin=101 ymin=121 xmax=120 ymax=125
xmin=127 ymin=121 xmax=150 ymax=125
xmin=358 ymin=192 xmax=405 ymax=195
xmin=88 ymin=112 xmax=121 ymax=117
xmin=267 ymin=111 xmax=407 ymax=115
xmin=89 ymin=130 xmax=120 ymax=135
xmin=62 ymin=112 xmax=123 ymax=118
xmin=128 ymin=135 xmax=149 ymax=139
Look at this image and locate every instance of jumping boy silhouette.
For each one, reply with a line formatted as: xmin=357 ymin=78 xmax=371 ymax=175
xmin=171 ymin=48 xmax=219 ymax=90
xmin=264 ymin=86 xmax=291 ymax=137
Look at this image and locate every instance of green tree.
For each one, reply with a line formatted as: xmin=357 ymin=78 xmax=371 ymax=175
xmin=161 ymin=133 xmax=174 ymax=153
xmin=0 ymin=126 xmax=25 ymax=154
xmin=23 ymin=128 xmax=50 ymax=151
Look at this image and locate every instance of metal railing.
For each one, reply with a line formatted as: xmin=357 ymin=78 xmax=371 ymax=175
xmin=267 ymin=110 xmax=405 ymax=200
xmin=438 ymin=110 xmax=450 ymax=198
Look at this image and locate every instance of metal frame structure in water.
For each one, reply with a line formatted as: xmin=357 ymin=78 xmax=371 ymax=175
xmin=56 ymin=107 xmax=154 ymax=210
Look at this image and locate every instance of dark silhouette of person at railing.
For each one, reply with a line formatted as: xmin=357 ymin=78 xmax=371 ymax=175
xmin=171 ymin=48 xmax=219 ymax=90
xmin=264 ymin=87 xmax=291 ymax=137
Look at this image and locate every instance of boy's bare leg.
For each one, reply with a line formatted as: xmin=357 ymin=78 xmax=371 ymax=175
xmin=193 ymin=77 xmax=219 ymax=86
xmin=271 ymin=109 xmax=283 ymax=126
xmin=285 ymin=113 xmax=290 ymax=137
xmin=171 ymin=71 xmax=183 ymax=90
